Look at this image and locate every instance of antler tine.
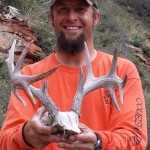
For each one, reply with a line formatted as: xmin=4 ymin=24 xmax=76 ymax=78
xmin=27 ymin=65 xmax=60 ymax=84
xmin=71 ymin=66 xmax=84 ymax=115
xmin=15 ymin=39 xmax=61 ymax=83
xmin=11 ymin=84 xmax=27 ymax=106
xmin=107 ymin=48 xmax=128 ymax=105
xmin=15 ymin=41 xmax=31 ymax=72
xmin=84 ymin=42 xmax=94 ymax=80
xmin=5 ymin=40 xmax=60 ymax=106
xmin=83 ymin=42 xmax=128 ymax=112
xmin=83 ymin=42 xmax=105 ymax=95
xmin=108 ymin=87 xmax=121 ymax=111
xmin=5 ymin=39 xmax=16 ymax=75
xmin=108 ymin=48 xmax=118 ymax=76
xmin=108 ymin=75 xmax=127 ymax=111
xmin=25 ymin=65 xmax=60 ymax=105
xmin=5 ymin=39 xmax=27 ymax=105
xmin=118 ymin=75 xmax=128 ymax=104
xmin=30 ymin=81 xmax=59 ymax=116
xmin=107 ymin=48 xmax=127 ymax=106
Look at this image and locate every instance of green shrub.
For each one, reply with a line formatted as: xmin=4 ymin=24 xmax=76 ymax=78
xmin=114 ymin=0 xmax=150 ymax=17
xmin=102 ymin=36 xmax=115 ymax=47
xmin=142 ymin=45 xmax=150 ymax=57
xmin=131 ymin=35 xmax=144 ymax=47
xmin=145 ymin=33 xmax=150 ymax=41
xmin=0 ymin=63 xmax=11 ymax=128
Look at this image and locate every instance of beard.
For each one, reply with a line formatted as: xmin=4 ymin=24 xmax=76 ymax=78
xmin=57 ymin=32 xmax=85 ymax=55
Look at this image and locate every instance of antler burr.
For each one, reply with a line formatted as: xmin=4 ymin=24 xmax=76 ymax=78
xmin=6 ymin=40 xmax=127 ymax=138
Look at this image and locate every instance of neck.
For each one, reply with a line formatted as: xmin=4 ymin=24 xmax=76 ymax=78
xmin=55 ymin=42 xmax=97 ymax=67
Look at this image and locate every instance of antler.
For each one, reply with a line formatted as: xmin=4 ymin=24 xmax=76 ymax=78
xmin=71 ymin=42 xmax=127 ymax=114
xmin=5 ymin=39 xmax=60 ymax=106
xmin=30 ymin=68 xmax=84 ymax=137
xmin=6 ymin=40 xmax=127 ymax=138
xmin=43 ymin=42 xmax=127 ymax=137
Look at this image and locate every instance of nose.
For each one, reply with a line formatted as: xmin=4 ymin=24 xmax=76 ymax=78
xmin=67 ymin=10 xmax=78 ymax=21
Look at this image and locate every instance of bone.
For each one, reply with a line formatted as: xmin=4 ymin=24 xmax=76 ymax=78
xmin=6 ymin=40 xmax=127 ymax=138
xmin=5 ymin=39 xmax=60 ymax=106
xmin=81 ymin=42 xmax=127 ymax=112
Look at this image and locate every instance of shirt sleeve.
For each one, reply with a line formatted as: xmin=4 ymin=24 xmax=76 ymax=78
xmin=97 ymin=61 xmax=147 ymax=149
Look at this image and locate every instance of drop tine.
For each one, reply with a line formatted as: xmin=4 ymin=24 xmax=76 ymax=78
xmin=109 ymin=87 xmax=121 ymax=112
xmin=118 ymin=75 xmax=128 ymax=105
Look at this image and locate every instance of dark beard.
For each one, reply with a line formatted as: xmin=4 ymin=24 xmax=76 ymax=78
xmin=57 ymin=32 xmax=85 ymax=55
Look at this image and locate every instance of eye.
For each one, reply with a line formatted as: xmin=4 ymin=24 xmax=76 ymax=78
xmin=57 ymin=7 xmax=69 ymax=15
xmin=76 ymin=7 xmax=86 ymax=14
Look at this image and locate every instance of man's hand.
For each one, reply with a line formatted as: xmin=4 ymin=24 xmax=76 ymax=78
xmin=57 ymin=123 xmax=97 ymax=150
xmin=23 ymin=107 xmax=62 ymax=148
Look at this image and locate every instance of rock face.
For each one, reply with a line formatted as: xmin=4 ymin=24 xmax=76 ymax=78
xmin=0 ymin=3 xmax=44 ymax=66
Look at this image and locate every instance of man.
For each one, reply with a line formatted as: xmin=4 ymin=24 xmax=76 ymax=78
xmin=0 ymin=0 xmax=147 ymax=149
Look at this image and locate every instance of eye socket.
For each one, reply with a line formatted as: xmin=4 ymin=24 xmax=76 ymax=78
xmin=76 ymin=7 xmax=87 ymax=14
xmin=57 ymin=7 xmax=69 ymax=15
xmin=56 ymin=6 xmax=88 ymax=15
xmin=77 ymin=7 xmax=85 ymax=12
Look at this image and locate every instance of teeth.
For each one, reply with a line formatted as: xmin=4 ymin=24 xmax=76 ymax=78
xmin=66 ymin=27 xmax=79 ymax=30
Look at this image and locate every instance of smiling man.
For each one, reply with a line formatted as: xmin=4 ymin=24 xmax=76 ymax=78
xmin=0 ymin=0 xmax=147 ymax=150
xmin=51 ymin=0 xmax=100 ymax=65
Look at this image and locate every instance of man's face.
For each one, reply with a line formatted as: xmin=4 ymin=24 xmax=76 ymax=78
xmin=49 ymin=0 xmax=100 ymax=54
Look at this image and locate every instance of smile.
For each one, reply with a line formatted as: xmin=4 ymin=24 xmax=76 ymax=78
xmin=64 ymin=26 xmax=81 ymax=30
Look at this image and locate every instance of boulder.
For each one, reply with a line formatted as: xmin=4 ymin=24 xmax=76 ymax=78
xmin=0 ymin=4 xmax=44 ymax=65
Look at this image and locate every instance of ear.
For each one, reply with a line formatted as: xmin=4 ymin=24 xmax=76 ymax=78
xmin=93 ymin=11 xmax=101 ymax=26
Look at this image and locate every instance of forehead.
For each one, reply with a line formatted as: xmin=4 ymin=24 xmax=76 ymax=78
xmin=53 ymin=0 xmax=89 ymax=7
